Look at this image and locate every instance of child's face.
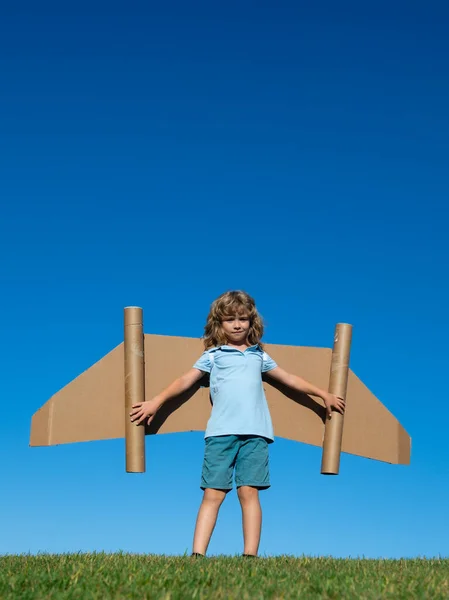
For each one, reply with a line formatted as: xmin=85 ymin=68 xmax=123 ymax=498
xmin=221 ymin=312 xmax=251 ymax=345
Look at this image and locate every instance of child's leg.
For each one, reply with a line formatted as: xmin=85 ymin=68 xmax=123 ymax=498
xmin=237 ymin=485 xmax=262 ymax=556
xmin=234 ymin=436 xmax=270 ymax=556
xmin=192 ymin=488 xmax=227 ymax=555
xmin=193 ymin=436 xmax=238 ymax=555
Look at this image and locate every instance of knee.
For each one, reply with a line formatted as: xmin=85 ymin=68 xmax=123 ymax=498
xmin=237 ymin=486 xmax=259 ymax=506
xmin=203 ymin=488 xmax=226 ymax=508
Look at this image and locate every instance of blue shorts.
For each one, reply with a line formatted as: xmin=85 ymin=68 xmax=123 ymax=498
xmin=200 ymin=435 xmax=270 ymax=491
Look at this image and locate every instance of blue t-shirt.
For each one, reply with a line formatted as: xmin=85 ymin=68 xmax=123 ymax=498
xmin=193 ymin=344 xmax=278 ymax=442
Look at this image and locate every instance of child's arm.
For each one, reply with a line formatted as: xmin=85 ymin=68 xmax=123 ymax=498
xmin=265 ymin=367 xmax=345 ymax=419
xmin=129 ymin=368 xmax=205 ymax=425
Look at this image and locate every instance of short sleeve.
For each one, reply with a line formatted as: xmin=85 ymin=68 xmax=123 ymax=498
xmin=193 ymin=351 xmax=212 ymax=374
xmin=262 ymin=352 xmax=278 ymax=372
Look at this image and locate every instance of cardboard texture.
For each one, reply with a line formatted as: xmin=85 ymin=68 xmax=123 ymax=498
xmin=321 ymin=323 xmax=352 ymax=475
xmin=124 ymin=307 xmax=145 ymax=473
xmin=30 ymin=331 xmax=411 ymax=469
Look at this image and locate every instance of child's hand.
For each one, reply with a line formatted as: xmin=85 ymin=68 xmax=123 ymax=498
xmin=321 ymin=392 xmax=345 ymax=419
xmin=129 ymin=399 xmax=161 ymax=425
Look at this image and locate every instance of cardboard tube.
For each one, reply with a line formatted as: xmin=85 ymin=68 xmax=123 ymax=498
xmin=124 ymin=306 xmax=146 ymax=473
xmin=321 ymin=323 xmax=352 ymax=475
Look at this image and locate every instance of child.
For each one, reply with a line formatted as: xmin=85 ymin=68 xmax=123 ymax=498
xmin=129 ymin=290 xmax=345 ymax=557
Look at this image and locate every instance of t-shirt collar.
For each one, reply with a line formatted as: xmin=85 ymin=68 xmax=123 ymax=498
xmin=217 ymin=343 xmax=261 ymax=352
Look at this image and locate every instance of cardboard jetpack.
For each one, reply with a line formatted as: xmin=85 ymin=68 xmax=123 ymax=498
xmin=29 ymin=308 xmax=411 ymax=475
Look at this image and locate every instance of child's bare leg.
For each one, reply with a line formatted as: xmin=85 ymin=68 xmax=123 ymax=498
xmin=192 ymin=488 xmax=227 ymax=555
xmin=237 ymin=485 xmax=262 ymax=556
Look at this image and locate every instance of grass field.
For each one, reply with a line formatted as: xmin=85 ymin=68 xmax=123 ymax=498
xmin=1 ymin=553 xmax=448 ymax=599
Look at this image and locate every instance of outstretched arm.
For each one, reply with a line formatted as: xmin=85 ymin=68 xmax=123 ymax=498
xmin=265 ymin=366 xmax=345 ymax=419
xmin=130 ymin=368 xmax=205 ymax=425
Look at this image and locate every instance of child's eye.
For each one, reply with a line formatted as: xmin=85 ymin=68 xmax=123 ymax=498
xmin=223 ymin=316 xmax=249 ymax=322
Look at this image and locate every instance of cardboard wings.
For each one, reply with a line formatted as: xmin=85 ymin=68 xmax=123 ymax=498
xmin=30 ymin=308 xmax=411 ymax=474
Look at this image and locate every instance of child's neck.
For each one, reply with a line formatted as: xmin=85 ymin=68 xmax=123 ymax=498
xmin=225 ymin=340 xmax=250 ymax=350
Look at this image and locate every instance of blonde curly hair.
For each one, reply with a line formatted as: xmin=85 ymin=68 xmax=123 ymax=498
xmin=202 ymin=290 xmax=265 ymax=350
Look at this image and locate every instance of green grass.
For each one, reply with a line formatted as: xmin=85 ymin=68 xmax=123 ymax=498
xmin=1 ymin=553 xmax=448 ymax=599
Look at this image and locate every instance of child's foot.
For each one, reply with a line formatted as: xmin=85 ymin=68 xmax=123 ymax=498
xmin=242 ymin=554 xmax=258 ymax=558
xmin=191 ymin=552 xmax=205 ymax=557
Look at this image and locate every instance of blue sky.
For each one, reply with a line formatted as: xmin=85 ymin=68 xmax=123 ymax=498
xmin=1 ymin=1 xmax=448 ymax=558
